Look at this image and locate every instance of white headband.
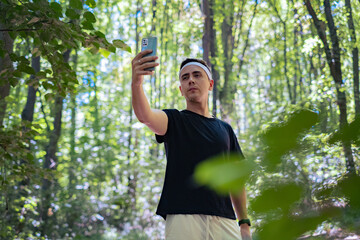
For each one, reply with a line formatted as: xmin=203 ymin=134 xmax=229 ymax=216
xmin=179 ymin=62 xmax=212 ymax=80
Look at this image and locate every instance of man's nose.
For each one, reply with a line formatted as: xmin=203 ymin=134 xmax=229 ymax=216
xmin=189 ymin=76 xmax=195 ymax=84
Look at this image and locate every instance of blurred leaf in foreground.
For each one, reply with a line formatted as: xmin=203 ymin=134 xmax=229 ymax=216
xmin=194 ymin=153 xmax=256 ymax=195
xmin=338 ymin=174 xmax=360 ymax=209
xmin=328 ymin=116 xmax=360 ymax=146
xmin=251 ymin=183 xmax=303 ymax=214
xmin=261 ymin=109 xmax=319 ymax=171
xmin=256 ymin=207 xmax=341 ymax=240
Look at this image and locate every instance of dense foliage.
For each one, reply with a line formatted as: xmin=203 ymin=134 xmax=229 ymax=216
xmin=0 ymin=0 xmax=359 ymax=239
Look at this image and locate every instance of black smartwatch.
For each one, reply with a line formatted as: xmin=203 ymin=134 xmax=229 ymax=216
xmin=238 ymin=219 xmax=251 ymax=227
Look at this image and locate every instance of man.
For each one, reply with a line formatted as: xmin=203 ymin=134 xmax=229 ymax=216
xmin=131 ymin=49 xmax=251 ymax=240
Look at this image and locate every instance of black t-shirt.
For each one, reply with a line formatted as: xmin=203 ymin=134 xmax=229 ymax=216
xmin=155 ymin=109 xmax=244 ymax=220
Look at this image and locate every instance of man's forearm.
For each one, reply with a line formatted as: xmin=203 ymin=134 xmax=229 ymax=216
xmin=231 ymin=187 xmax=251 ymax=239
xmin=131 ymin=84 xmax=152 ymax=123
xmin=230 ymin=187 xmax=248 ymax=220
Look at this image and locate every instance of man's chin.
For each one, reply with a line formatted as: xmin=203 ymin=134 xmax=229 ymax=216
xmin=187 ymin=96 xmax=201 ymax=103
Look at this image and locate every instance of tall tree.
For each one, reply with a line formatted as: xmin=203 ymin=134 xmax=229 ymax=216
xmin=219 ymin=0 xmax=236 ymax=119
xmin=201 ymin=0 xmax=218 ymax=116
xmin=67 ymin=51 xmax=78 ymax=232
xmin=150 ymin=0 xmax=157 ymax=34
xmin=21 ymin=57 xmax=39 ymax=125
xmin=236 ymin=0 xmax=258 ymax=76
xmin=291 ymin=1 xmax=301 ymax=103
xmin=304 ymin=0 xmax=356 ymax=174
xmin=40 ymin=50 xmax=70 ymax=237
xmin=126 ymin=0 xmax=141 ymax=213
xmin=269 ymin=0 xmax=292 ymax=103
xmin=0 ymin=3 xmax=13 ymax=126
xmin=344 ymin=0 xmax=359 ymax=117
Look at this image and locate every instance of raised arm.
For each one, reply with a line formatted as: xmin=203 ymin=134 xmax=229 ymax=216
xmin=131 ymin=50 xmax=168 ymax=135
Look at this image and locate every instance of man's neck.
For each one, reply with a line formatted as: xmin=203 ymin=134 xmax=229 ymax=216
xmin=185 ymin=102 xmax=212 ymax=118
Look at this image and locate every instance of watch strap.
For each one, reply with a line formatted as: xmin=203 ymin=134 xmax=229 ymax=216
xmin=238 ymin=218 xmax=251 ymax=227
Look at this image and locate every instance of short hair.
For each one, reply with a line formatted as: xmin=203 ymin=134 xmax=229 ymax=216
xmin=179 ymin=58 xmax=211 ymax=73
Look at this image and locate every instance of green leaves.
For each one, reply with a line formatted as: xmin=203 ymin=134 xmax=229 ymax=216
xmin=42 ymin=81 xmax=55 ymax=90
xmin=83 ymin=11 xmax=96 ymax=23
xmin=50 ymin=2 xmax=63 ymax=18
xmin=94 ymin=31 xmax=105 ymax=38
xmin=70 ymin=0 xmax=83 ymax=10
xmin=82 ymin=11 xmax=96 ymax=30
xmin=0 ymin=122 xmax=43 ymax=191
xmin=85 ymin=0 xmax=96 ymax=8
xmin=0 ymin=0 xmax=129 ymax=101
xmin=99 ymin=49 xmax=111 ymax=58
xmin=251 ymin=183 xmax=303 ymax=213
xmin=257 ymin=207 xmax=341 ymax=240
xmin=81 ymin=20 xmax=94 ymax=30
xmin=328 ymin=117 xmax=360 ymax=146
xmin=261 ymin=109 xmax=319 ymax=171
xmin=194 ymin=153 xmax=255 ymax=194
xmin=338 ymin=174 xmax=360 ymax=209
xmin=40 ymin=30 xmax=53 ymax=42
xmin=66 ymin=8 xmax=80 ymax=20
xmin=113 ymin=39 xmax=132 ymax=53
xmin=193 ymin=109 xmax=347 ymax=239
xmin=17 ymin=64 xmax=35 ymax=75
xmin=44 ymin=93 xmax=55 ymax=102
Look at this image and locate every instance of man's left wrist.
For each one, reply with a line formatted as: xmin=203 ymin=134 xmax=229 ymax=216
xmin=238 ymin=218 xmax=251 ymax=227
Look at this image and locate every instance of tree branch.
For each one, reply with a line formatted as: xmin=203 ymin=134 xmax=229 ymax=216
xmin=304 ymin=0 xmax=333 ymax=74
xmin=234 ymin=0 xmax=247 ymax=49
xmin=0 ymin=28 xmax=37 ymax=32
xmin=237 ymin=0 xmax=258 ymax=75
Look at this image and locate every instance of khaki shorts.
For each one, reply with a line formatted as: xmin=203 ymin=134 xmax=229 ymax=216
xmin=165 ymin=214 xmax=241 ymax=240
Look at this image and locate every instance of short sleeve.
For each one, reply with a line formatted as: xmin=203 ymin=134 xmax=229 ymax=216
xmin=155 ymin=109 xmax=178 ymax=143
xmin=228 ymin=125 xmax=245 ymax=159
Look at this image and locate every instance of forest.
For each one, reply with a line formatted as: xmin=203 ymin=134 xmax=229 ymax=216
xmin=0 ymin=0 xmax=360 ymax=239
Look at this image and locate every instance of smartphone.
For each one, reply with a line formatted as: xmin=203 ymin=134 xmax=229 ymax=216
xmin=141 ymin=37 xmax=157 ymax=71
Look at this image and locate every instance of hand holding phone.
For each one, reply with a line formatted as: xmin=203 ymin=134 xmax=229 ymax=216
xmin=141 ymin=37 xmax=157 ymax=71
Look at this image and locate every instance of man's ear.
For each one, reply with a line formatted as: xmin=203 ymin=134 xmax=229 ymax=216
xmin=209 ymin=79 xmax=214 ymax=91
xmin=179 ymin=86 xmax=183 ymax=96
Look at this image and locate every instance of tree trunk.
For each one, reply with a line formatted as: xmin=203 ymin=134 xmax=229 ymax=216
xmin=67 ymin=51 xmax=78 ymax=232
xmin=126 ymin=0 xmax=140 ymax=213
xmin=0 ymin=22 xmax=13 ymax=126
xmin=305 ymin=0 xmax=356 ymax=174
xmin=292 ymin=5 xmax=299 ymax=104
xmin=21 ymin=56 xmax=40 ymax=123
xmin=40 ymin=50 xmax=69 ymax=237
xmin=237 ymin=0 xmax=258 ymax=75
xmin=0 ymin=84 xmax=10 ymax=126
xmin=344 ymin=0 xmax=359 ymax=117
xmin=219 ymin=0 xmax=235 ymax=119
xmin=202 ymin=0 xmax=211 ymax=68
xmin=40 ymin=94 xmax=64 ymax=237
xmin=67 ymin=93 xmax=76 ymax=230
xmin=269 ymin=1 xmax=292 ymax=103
xmin=282 ymin=22 xmax=293 ymax=103
xmin=158 ymin=0 xmax=169 ymax=107
xmin=150 ymin=0 xmax=157 ymax=34
xmin=202 ymin=0 xmax=218 ymax=117
xmin=323 ymin=0 xmax=355 ymax=174
xmin=209 ymin=2 xmax=219 ymax=117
